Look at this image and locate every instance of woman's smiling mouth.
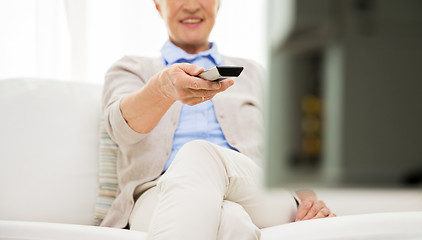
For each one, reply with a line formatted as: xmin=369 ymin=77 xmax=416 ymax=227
xmin=180 ymin=16 xmax=204 ymax=25
xmin=181 ymin=19 xmax=203 ymax=24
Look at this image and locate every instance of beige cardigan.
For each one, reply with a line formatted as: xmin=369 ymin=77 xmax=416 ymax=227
xmin=101 ymin=55 xmax=265 ymax=228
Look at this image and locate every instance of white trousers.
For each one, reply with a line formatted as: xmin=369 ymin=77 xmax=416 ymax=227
xmin=129 ymin=140 xmax=297 ymax=240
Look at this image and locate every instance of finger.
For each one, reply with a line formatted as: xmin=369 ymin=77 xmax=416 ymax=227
xmin=185 ymin=77 xmax=223 ymax=90
xmin=187 ymin=77 xmax=235 ymax=93
xmin=219 ymin=78 xmax=235 ymax=90
xmin=182 ymin=96 xmax=213 ymax=106
xmin=328 ymin=213 xmax=336 ymax=217
xmin=188 ymin=89 xmax=218 ymax=98
xmin=188 ymin=80 xmax=234 ymax=97
xmin=312 ymin=207 xmax=330 ymax=219
xmin=175 ymin=63 xmax=220 ymax=91
xmin=303 ymin=200 xmax=326 ymax=220
xmin=176 ymin=63 xmax=205 ymax=76
xmin=295 ymin=200 xmax=313 ymax=221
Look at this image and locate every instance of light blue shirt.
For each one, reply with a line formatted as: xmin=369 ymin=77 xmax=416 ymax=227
xmin=161 ymin=40 xmax=236 ymax=172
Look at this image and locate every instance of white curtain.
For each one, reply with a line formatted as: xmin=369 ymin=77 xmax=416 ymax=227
xmin=0 ymin=0 xmax=265 ymax=84
xmin=0 ymin=0 xmax=71 ymax=81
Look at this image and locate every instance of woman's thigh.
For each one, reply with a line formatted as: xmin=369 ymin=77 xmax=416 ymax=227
xmin=129 ymin=186 xmax=159 ymax=232
xmin=218 ymin=200 xmax=261 ymax=240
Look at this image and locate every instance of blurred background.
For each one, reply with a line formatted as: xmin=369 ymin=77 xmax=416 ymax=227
xmin=266 ymin=0 xmax=422 ymax=188
xmin=0 ymin=0 xmax=266 ymax=83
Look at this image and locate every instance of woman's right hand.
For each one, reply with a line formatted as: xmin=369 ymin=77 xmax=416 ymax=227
xmin=152 ymin=63 xmax=234 ymax=106
xmin=120 ymin=63 xmax=235 ymax=134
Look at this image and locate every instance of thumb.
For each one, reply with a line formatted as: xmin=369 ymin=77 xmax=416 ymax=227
xmin=177 ymin=63 xmax=204 ymax=76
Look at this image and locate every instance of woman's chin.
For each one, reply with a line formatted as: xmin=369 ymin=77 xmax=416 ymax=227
xmin=180 ymin=35 xmax=209 ymax=47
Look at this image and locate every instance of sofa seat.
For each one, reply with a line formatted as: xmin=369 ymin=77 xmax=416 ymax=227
xmin=2 ymin=211 xmax=422 ymax=240
xmin=0 ymin=220 xmax=147 ymax=240
xmin=261 ymin=211 xmax=422 ymax=240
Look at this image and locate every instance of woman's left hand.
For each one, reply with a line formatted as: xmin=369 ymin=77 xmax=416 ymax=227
xmin=294 ymin=190 xmax=336 ymax=221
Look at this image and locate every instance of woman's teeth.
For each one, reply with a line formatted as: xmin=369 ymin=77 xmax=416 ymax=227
xmin=181 ymin=19 xmax=202 ymax=24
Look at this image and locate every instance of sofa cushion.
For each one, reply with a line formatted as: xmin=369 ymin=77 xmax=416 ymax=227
xmin=94 ymin=119 xmax=119 ymax=225
xmin=0 ymin=78 xmax=101 ymax=225
xmin=261 ymin=211 xmax=422 ymax=240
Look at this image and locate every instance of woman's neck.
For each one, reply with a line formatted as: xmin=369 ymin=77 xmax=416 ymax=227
xmin=170 ymin=39 xmax=210 ymax=54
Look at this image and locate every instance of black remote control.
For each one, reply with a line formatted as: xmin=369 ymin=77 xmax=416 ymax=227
xmin=198 ymin=66 xmax=244 ymax=81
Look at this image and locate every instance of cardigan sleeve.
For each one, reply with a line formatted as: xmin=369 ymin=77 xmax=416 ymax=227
xmin=102 ymin=56 xmax=150 ymax=145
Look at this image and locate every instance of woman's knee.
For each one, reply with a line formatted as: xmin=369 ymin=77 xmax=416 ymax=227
xmin=158 ymin=140 xmax=228 ymax=191
xmin=171 ymin=139 xmax=220 ymax=167
xmin=178 ymin=139 xmax=213 ymax=155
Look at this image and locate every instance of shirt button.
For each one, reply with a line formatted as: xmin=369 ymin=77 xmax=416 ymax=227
xmin=219 ymin=114 xmax=224 ymax=119
xmin=202 ymin=132 xmax=206 ymax=137
xmin=201 ymin=112 xmax=205 ymax=117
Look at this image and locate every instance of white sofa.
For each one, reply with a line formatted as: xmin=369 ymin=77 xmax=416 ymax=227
xmin=1 ymin=78 xmax=422 ymax=240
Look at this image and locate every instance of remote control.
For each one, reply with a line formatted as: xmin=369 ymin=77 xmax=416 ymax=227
xmin=198 ymin=66 xmax=244 ymax=81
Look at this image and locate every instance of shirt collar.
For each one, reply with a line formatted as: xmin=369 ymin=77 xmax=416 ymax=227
xmin=161 ymin=40 xmax=224 ymax=66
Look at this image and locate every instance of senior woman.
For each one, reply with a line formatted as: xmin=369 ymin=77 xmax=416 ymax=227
xmin=101 ymin=0 xmax=334 ymax=239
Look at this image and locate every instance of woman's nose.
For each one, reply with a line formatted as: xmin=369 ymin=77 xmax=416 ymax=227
xmin=182 ymin=0 xmax=201 ymax=12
